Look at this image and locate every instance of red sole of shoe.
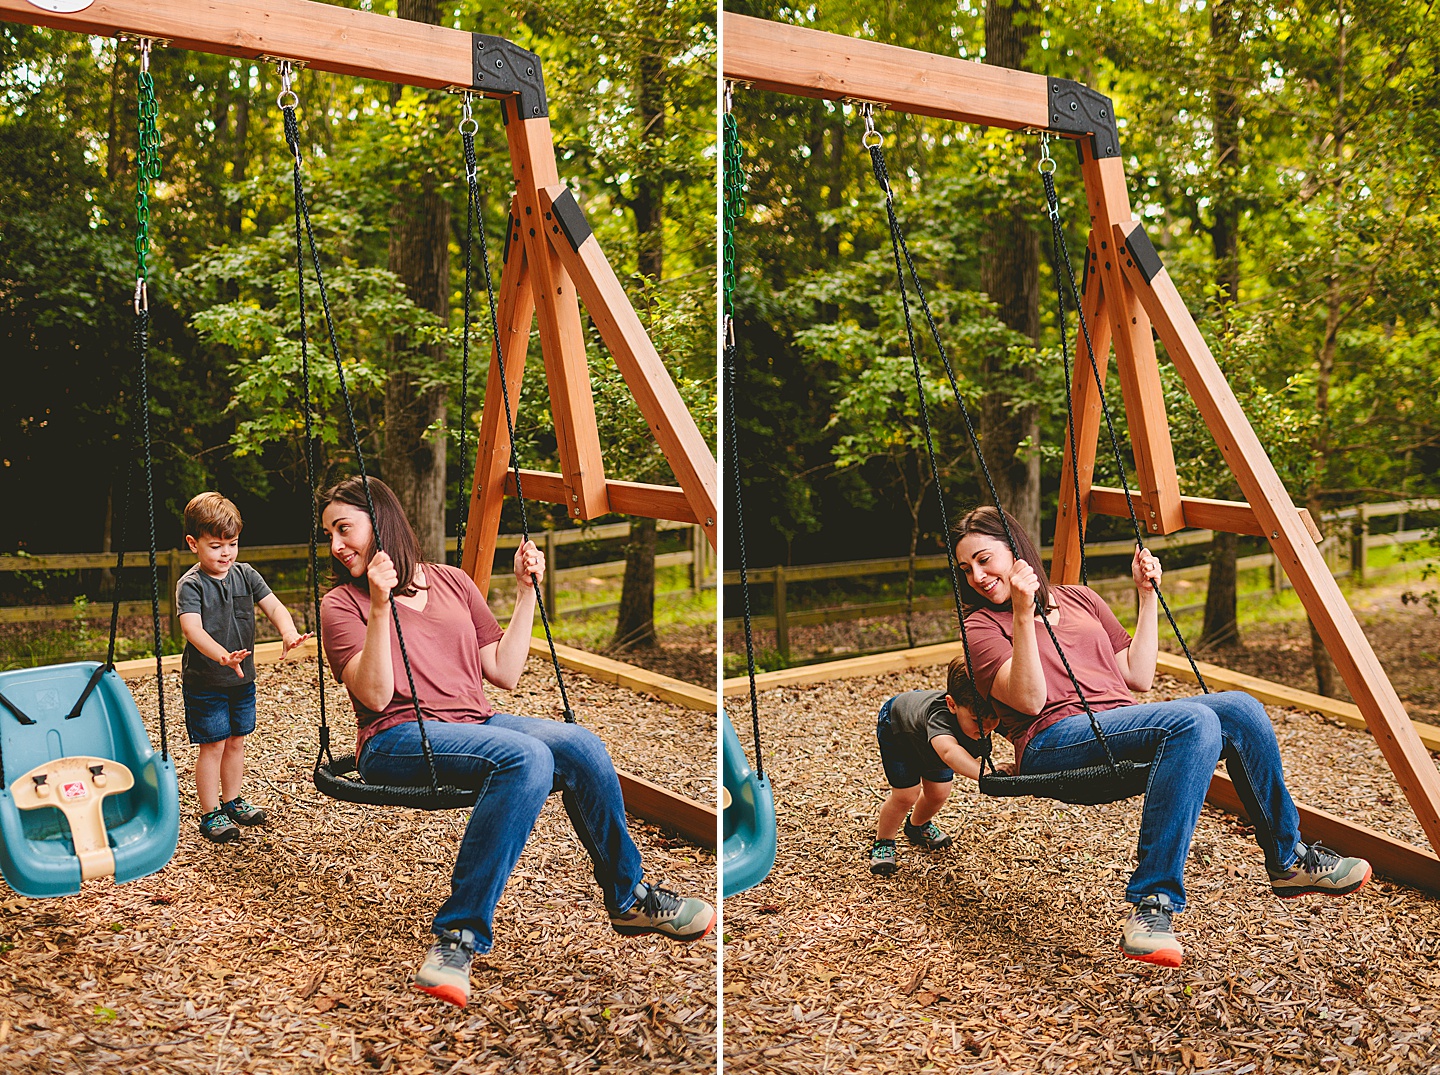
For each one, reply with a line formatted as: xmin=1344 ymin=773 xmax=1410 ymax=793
xmin=613 ymin=911 xmax=717 ymax=943
xmin=414 ymin=982 xmax=468 ymax=1007
xmin=1119 ymin=942 xmax=1183 ymax=968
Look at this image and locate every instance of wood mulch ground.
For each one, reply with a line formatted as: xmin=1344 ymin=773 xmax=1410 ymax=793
xmin=607 ymin=625 xmax=717 ymax=692
xmin=0 ymin=656 xmax=716 ymax=1074
xmin=722 ymin=666 xmax=1440 ymax=1075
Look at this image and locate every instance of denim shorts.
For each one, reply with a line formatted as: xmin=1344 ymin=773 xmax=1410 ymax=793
xmin=183 ymin=681 xmax=257 ymax=745
xmin=876 ymin=696 xmax=954 ymax=789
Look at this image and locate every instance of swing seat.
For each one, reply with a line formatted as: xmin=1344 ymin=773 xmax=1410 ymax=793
xmin=979 ymin=758 xmax=1150 ymax=807
xmin=0 ymin=663 xmax=179 ymax=899
xmin=722 ymin=714 xmax=776 ymax=897
xmin=314 ymin=753 xmax=484 ymax=811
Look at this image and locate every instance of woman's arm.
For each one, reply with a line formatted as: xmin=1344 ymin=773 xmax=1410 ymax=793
xmin=480 ymin=539 xmax=545 ymax=691
xmin=337 ymin=551 xmax=399 ymax=711
xmin=1114 ymin=547 xmax=1161 ymax=692
xmin=987 ymin=559 xmax=1047 ymax=716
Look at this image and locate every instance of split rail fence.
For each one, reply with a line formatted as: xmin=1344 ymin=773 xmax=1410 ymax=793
xmin=724 ymin=500 xmax=1437 ymax=662
xmin=1 ymin=520 xmax=713 ymax=641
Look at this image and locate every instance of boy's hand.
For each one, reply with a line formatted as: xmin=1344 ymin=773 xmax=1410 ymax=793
xmin=220 ymin=649 xmax=250 ymax=677
xmin=281 ymin=631 xmax=314 ymax=657
xmin=514 ymin=539 xmax=545 ymax=589
xmin=1132 ymin=546 xmax=1163 ymax=592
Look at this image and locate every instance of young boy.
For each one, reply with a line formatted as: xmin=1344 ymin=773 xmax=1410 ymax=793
xmin=870 ymin=654 xmax=996 ymax=875
xmin=177 ymin=492 xmax=311 ymax=843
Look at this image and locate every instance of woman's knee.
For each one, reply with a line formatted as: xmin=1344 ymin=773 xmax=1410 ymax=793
xmin=1161 ymin=701 xmax=1223 ymax=756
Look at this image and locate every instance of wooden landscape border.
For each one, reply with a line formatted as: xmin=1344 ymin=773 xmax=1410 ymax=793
xmin=721 ymin=642 xmax=1440 ymax=895
xmin=113 ymin=637 xmax=718 ymax=848
xmin=723 ymin=12 xmax=1440 ymax=862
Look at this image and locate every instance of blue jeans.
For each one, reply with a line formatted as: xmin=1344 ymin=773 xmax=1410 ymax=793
xmin=1021 ymin=691 xmax=1301 ymax=912
xmin=359 ymin=713 xmax=645 ymax=953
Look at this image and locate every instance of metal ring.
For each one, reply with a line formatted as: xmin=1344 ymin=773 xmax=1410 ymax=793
xmin=1038 ymin=156 xmax=1057 ymax=175
xmin=459 ymin=116 xmax=479 ymax=136
xmin=277 ymin=89 xmax=298 ymax=109
xmin=862 ymin=129 xmax=883 ymax=149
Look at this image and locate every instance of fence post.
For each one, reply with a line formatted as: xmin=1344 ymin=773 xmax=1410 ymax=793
xmin=690 ymin=524 xmax=701 ymax=594
xmin=167 ymin=547 xmax=182 ymax=642
xmin=773 ymin=565 xmax=789 ymax=662
xmin=1270 ymin=551 xmax=1283 ymax=595
xmin=1351 ymin=507 xmax=1368 ymax=587
xmin=542 ymin=530 xmax=557 ymax=616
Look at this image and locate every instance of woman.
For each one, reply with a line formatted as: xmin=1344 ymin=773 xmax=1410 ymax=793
xmin=318 ymin=476 xmax=714 ymax=1008
xmin=952 ymin=506 xmax=1369 ymax=968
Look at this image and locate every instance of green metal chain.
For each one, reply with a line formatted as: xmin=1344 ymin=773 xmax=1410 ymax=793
xmin=722 ymin=81 xmax=746 ymax=328
xmin=134 ymin=39 xmax=161 ymax=309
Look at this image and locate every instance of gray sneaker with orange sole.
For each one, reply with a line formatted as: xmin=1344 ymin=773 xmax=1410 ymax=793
xmin=1269 ymin=841 xmax=1371 ymax=899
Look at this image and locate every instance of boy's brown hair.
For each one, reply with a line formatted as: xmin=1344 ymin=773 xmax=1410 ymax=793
xmin=945 ymin=652 xmax=992 ymax=719
xmin=184 ymin=492 xmax=243 ymax=540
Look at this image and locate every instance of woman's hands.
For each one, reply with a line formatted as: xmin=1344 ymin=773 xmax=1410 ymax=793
xmin=1010 ymin=558 xmax=1041 ymax=609
xmin=514 ymin=539 xmax=546 ymax=590
xmin=368 ymin=550 xmax=399 ymax=609
xmin=1132 ymin=547 xmax=1163 ymax=594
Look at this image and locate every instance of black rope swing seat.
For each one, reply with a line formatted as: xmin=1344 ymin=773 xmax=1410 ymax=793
xmin=856 ymin=106 xmax=1215 ymax=807
xmin=275 ymin=69 xmax=574 ymax=810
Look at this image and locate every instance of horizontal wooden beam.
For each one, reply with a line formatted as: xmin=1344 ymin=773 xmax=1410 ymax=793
xmin=724 ymin=643 xmax=1440 ymax=893
xmin=1089 ymin=486 xmax=1323 ymax=543
xmin=0 ymin=0 xmax=474 ymax=91
xmin=723 ymin=12 xmax=1048 ymax=129
xmin=616 ymin=769 xmax=715 ymax=850
xmin=504 ymin=470 xmax=698 ymax=523
xmin=528 ymin=637 xmax=714 ymax=711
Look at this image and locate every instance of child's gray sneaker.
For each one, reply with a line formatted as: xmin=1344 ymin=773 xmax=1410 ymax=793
xmin=1120 ymin=894 xmax=1183 ymax=967
xmin=610 ymin=882 xmax=716 ymax=942
xmin=1269 ymin=841 xmax=1371 ymax=898
xmin=199 ymin=809 xmax=240 ymax=844
xmin=221 ymin=796 xmax=267 ymax=826
xmin=413 ymin=929 xmax=477 ymax=1008
xmin=869 ymin=838 xmax=898 ymax=876
xmin=903 ymin=817 xmax=952 ymax=850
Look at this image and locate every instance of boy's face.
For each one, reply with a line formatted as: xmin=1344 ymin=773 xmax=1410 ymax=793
xmin=187 ymin=531 xmax=239 ymax=578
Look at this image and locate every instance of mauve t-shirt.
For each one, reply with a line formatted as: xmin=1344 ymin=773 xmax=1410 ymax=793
xmin=964 ymin=585 xmax=1135 ymax=768
xmin=320 ymin=563 xmax=505 ymax=756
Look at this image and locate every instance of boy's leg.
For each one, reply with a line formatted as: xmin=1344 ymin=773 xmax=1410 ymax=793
xmin=907 ymin=778 xmax=953 ymax=828
xmin=184 ymin=684 xmax=232 ymax=813
xmin=194 ymin=741 xmax=227 ymax=813
xmin=219 ymin=683 xmax=266 ymax=825
xmin=876 ymin=785 xmax=922 ymax=840
xmin=220 ymin=735 xmax=246 ymax=804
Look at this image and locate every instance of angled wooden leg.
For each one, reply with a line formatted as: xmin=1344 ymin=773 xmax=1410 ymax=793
xmin=1079 ymin=148 xmax=1184 ymax=536
xmin=505 ymin=110 xmax=609 ymax=522
xmin=1051 ymin=233 xmax=1112 ymax=585
xmin=462 ymin=201 xmax=535 ymax=598
xmin=1115 ymin=217 xmax=1440 ymax=857
xmin=536 ymin=184 xmax=718 ymax=550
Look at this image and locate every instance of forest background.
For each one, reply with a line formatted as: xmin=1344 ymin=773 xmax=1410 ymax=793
xmin=0 ymin=0 xmax=716 ymax=658
xmin=724 ymin=0 xmax=1440 ymax=689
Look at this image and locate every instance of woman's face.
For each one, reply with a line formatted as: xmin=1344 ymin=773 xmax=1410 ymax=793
xmin=955 ymin=533 xmax=1016 ymax=605
xmin=321 ymin=502 xmax=374 ymax=578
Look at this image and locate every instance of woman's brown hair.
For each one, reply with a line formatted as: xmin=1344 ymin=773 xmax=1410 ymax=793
xmin=318 ymin=476 xmax=426 ymax=598
xmin=951 ymin=505 xmax=1052 ymax=614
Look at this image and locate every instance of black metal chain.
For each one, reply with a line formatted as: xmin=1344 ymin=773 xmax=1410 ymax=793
xmin=133 ymin=39 xmax=168 ymax=762
xmin=279 ymin=64 xmax=442 ymax=791
xmin=722 ymin=82 xmax=764 ymax=778
xmin=460 ymin=97 xmax=574 ymax=723
xmin=1040 ymin=165 xmax=1209 ymax=693
xmin=863 ymin=108 xmax=1123 ymax=776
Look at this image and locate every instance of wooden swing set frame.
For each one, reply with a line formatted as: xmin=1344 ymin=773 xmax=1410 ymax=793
xmin=0 ymin=0 xmax=717 ymax=848
xmin=723 ymin=13 xmax=1440 ymax=891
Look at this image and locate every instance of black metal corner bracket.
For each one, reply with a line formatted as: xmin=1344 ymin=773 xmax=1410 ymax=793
xmin=1046 ymin=78 xmax=1120 ymax=160
xmin=472 ymin=35 xmax=548 ymax=119
xmin=1118 ymin=225 xmax=1164 ymax=284
xmin=545 ymin=188 xmax=592 ymax=253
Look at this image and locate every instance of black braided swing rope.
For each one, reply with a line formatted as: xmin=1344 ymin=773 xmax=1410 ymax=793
xmin=279 ymin=90 xmax=462 ymax=805
xmin=461 ymin=112 xmax=575 ymax=723
xmin=1039 ymin=169 xmax=1210 ymax=694
xmin=722 ymin=92 xmax=765 ymax=780
xmin=863 ymin=116 xmax=1145 ymax=803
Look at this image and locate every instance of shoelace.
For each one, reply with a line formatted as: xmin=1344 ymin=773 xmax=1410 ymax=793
xmin=1298 ymin=841 xmax=1341 ymax=874
xmin=1133 ymin=896 xmax=1172 ymax=932
xmin=432 ymin=930 xmax=474 ymax=969
xmin=638 ymin=883 xmax=683 ymax=920
xmin=912 ymin=821 xmax=943 ymax=839
xmin=872 ymin=843 xmax=896 ymax=860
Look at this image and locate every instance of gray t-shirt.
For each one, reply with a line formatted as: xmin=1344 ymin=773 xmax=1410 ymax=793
xmin=887 ymin=689 xmax=982 ymax=770
xmin=176 ymin=561 xmax=273 ymax=689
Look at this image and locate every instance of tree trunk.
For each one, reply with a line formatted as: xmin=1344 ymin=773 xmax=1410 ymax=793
xmin=1201 ymin=0 xmax=1244 ymax=648
xmin=384 ymin=0 xmax=450 ymax=563
xmin=980 ymin=0 xmax=1041 ymax=539
xmin=611 ymin=28 xmax=665 ymax=651
xmin=612 ymin=518 xmax=658 ymax=650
